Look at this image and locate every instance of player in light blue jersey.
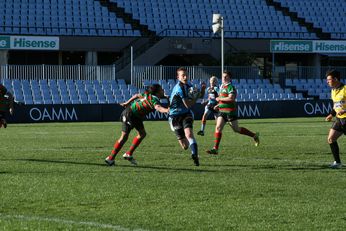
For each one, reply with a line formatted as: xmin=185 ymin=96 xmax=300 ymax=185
xmin=197 ymin=76 xmax=219 ymax=136
xmin=168 ymin=67 xmax=205 ymax=166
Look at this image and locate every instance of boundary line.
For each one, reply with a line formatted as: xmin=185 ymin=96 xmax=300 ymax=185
xmin=0 ymin=213 xmax=149 ymax=231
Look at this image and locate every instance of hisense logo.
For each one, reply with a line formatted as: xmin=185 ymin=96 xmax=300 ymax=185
xmin=314 ymin=41 xmax=346 ymax=52
xmin=13 ymin=38 xmax=56 ymax=48
xmin=10 ymin=36 xmax=59 ymax=50
xmin=271 ymin=41 xmax=312 ymax=53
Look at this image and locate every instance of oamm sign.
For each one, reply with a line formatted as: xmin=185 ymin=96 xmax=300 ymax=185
xmin=11 ymin=36 xmax=59 ymax=50
xmin=271 ymin=40 xmax=313 ymax=53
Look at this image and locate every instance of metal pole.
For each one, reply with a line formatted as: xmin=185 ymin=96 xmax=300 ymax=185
xmin=130 ymin=46 xmax=133 ymax=85
xmin=272 ymin=52 xmax=275 ymax=78
xmin=221 ymin=16 xmax=224 ymax=77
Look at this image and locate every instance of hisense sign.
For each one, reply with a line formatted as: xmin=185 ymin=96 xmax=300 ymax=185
xmin=0 ymin=35 xmax=59 ymax=50
xmin=314 ymin=41 xmax=346 ymax=52
xmin=271 ymin=40 xmax=346 ymax=53
xmin=271 ymin=40 xmax=312 ymax=53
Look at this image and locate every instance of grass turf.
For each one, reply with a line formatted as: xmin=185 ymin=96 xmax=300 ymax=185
xmin=0 ymin=117 xmax=346 ymax=230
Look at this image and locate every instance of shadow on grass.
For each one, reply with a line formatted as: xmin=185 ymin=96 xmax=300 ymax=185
xmin=202 ymin=163 xmax=333 ymax=171
xmin=16 ymin=158 xmax=217 ymax=173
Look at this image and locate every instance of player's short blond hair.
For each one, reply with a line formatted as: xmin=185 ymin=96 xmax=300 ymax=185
xmin=210 ymin=76 xmax=218 ymax=84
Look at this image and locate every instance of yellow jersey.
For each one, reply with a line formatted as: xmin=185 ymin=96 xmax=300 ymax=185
xmin=331 ymin=84 xmax=346 ymax=118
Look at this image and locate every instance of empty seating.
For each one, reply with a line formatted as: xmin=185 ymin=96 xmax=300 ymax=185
xmin=5 ymin=77 xmax=333 ymax=105
xmin=0 ymin=0 xmax=141 ymax=37
xmin=0 ymin=0 xmax=326 ymax=39
xmin=274 ymin=0 xmax=346 ymax=39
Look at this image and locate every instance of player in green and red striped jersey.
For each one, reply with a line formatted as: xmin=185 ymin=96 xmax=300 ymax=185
xmin=206 ymin=71 xmax=259 ymax=155
xmin=105 ymin=84 xmax=169 ymax=166
xmin=0 ymin=84 xmax=14 ymax=128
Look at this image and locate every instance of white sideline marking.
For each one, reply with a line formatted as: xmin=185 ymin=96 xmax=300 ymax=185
xmin=0 ymin=213 xmax=148 ymax=231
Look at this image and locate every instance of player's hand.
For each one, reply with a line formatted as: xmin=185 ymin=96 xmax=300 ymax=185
xmin=325 ymin=114 xmax=333 ymax=122
xmin=214 ymin=104 xmax=219 ymax=110
xmin=337 ymin=110 xmax=345 ymax=116
xmin=9 ymin=108 xmax=14 ymax=115
xmin=120 ymin=102 xmax=127 ymax=107
xmin=201 ymin=82 xmax=206 ymax=90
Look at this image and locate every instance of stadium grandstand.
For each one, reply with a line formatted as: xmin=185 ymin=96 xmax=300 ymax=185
xmin=0 ymin=0 xmax=345 ymax=106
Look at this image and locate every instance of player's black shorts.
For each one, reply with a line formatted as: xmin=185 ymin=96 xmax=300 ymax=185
xmin=120 ymin=107 xmax=144 ymax=133
xmin=205 ymin=103 xmax=218 ymax=114
xmin=332 ymin=117 xmax=346 ymax=134
xmin=0 ymin=111 xmax=7 ymax=122
xmin=217 ymin=112 xmax=238 ymax=122
xmin=169 ymin=112 xmax=194 ymax=140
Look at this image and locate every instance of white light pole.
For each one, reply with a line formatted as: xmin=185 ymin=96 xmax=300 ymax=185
xmin=212 ymin=13 xmax=224 ymax=77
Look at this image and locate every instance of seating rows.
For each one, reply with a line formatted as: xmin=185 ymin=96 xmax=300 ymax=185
xmin=0 ymin=0 xmax=328 ymax=39
xmin=1 ymin=79 xmax=138 ymax=105
xmin=113 ymin=0 xmax=317 ymax=39
xmin=0 ymin=0 xmax=141 ymax=36
xmin=1 ymin=78 xmax=311 ymax=105
xmin=275 ymin=0 xmax=346 ymax=39
xmin=1 ymin=0 xmax=345 ymax=39
xmin=145 ymin=78 xmax=307 ymax=102
xmin=285 ymin=78 xmax=330 ymax=99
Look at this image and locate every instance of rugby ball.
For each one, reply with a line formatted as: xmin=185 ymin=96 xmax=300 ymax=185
xmin=188 ymin=87 xmax=200 ymax=99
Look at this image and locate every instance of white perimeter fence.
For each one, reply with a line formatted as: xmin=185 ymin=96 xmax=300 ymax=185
xmin=1 ymin=64 xmax=345 ymax=88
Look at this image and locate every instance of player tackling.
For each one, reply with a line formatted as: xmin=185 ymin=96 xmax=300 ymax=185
xmin=105 ymin=84 xmax=169 ymax=166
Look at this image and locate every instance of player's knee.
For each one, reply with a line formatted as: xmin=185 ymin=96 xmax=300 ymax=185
xmin=232 ymin=127 xmax=240 ymax=133
xmin=139 ymin=132 xmax=146 ymax=139
xmin=327 ymin=137 xmax=336 ymax=144
xmin=120 ymin=133 xmax=129 ymax=142
xmin=179 ymin=139 xmax=189 ymax=150
xmin=230 ymin=124 xmax=240 ymax=133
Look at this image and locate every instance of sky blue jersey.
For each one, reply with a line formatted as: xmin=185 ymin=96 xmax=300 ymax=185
xmin=207 ymin=86 xmax=219 ymax=106
xmin=169 ymin=81 xmax=193 ymax=117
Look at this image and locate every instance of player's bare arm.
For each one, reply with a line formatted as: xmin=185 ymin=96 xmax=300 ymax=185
xmin=121 ymin=93 xmax=141 ymax=107
xmin=216 ymin=93 xmax=235 ymax=103
xmin=337 ymin=109 xmax=346 ymax=116
xmin=154 ymin=104 xmax=169 ymax=114
xmin=182 ymin=96 xmax=200 ymax=109
xmin=200 ymin=82 xmax=206 ymax=98
xmin=326 ymin=109 xmax=336 ymax=121
xmin=7 ymin=92 xmax=14 ymax=115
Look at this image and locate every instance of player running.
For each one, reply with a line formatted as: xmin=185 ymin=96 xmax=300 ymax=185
xmin=0 ymin=83 xmax=14 ymax=128
xmin=105 ymin=84 xmax=169 ymax=166
xmin=168 ymin=67 xmax=206 ymax=166
xmin=206 ymin=71 xmax=259 ymax=155
xmin=325 ymin=70 xmax=346 ymax=169
xmin=197 ymin=76 xmax=219 ymax=136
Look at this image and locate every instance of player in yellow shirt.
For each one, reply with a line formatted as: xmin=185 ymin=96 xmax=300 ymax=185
xmin=325 ymin=70 xmax=346 ymax=169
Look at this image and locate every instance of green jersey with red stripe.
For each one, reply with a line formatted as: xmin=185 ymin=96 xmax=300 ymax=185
xmin=130 ymin=91 xmax=161 ymax=118
xmin=218 ymin=83 xmax=237 ymax=116
xmin=0 ymin=84 xmax=9 ymax=112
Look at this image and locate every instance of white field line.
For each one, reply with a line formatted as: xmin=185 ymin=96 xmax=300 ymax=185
xmin=0 ymin=213 xmax=149 ymax=231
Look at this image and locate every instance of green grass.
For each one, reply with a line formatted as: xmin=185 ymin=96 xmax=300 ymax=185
xmin=1 ymin=118 xmax=346 ymax=230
